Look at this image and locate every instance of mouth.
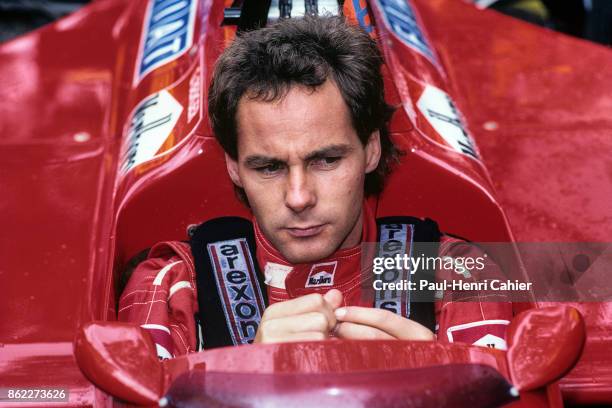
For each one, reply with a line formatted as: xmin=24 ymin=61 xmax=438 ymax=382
xmin=285 ymin=224 xmax=326 ymax=238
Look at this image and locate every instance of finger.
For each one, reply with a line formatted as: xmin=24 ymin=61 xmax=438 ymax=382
xmin=335 ymin=307 xmax=434 ymax=340
xmin=260 ymin=331 xmax=327 ymax=344
xmin=263 ymin=312 xmax=331 ymax=335
xmin=334 ymin=322 xmax=395 ymax=340
xmin=263 ymin=293 xmax=336 ymax=329
xmin=324 ymin=289 xmax=344 ymax=309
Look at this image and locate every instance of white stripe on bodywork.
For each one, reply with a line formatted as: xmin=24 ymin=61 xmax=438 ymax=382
xmin=169 ymin=281 xmax=192 ymax=298
xmin=141 ymin=324 xmax=171 ymax=334
xmin=153 ymin=261 xmax=182 ymax=285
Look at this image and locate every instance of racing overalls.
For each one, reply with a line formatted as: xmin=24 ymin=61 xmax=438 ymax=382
xmin=118 ymin=201 xmax=512 ymax=359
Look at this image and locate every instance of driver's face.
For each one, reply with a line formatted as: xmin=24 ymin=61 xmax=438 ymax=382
xmin=227 ymin=80 xmax=381 ymax=263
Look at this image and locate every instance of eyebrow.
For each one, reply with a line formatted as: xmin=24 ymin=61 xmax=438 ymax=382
xmin=243 ymin=155 xmax=286 ymax=168
xmin=243 ymin=144 xmax=354 ymax=167
xmin=304 ymin=144 xmax=354 ymax=161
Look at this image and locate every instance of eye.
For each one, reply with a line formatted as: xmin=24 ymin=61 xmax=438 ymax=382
xmin=312 ymin=156 xmax=341 ymax=168
xmin=255 ymin=163 xmax=283 ymax=175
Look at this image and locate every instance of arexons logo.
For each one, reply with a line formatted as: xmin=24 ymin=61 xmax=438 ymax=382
xmin=207 ymin=238 xmax=265 ymax=345
xmin=305 ymin=262 xmax=337 ymax=288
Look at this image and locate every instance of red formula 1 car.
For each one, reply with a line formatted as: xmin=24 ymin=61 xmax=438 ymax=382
xmin=1 ymin=0 xmax=611 ymax=407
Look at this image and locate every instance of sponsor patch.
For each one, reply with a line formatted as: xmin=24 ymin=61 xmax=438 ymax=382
xmin=207 ymin=238 xmax=266 ymax=345
xmin=187 ymin=66 xmax=200 ymax=123
xmin=136 ymin=0 xmax=198 ymax=83
xmin=417 ymin=84 xmax=479 ymax=159
xmin=376 ymin=0 xmax=437 ymax=65
xmin=120 ymin=58 xmax=202 ymax=176
xmin=447 ymin=320 xmax=510 ymax=350
xmin=305 ymin=262 xmax=337 ymax=288
xmin=121 ymin=89 xmax=183 ymax=174
xmin=374 ymin=223 xmax=414 ymax=317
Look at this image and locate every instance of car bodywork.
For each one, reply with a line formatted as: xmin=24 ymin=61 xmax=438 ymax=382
xmin=0 ymin=0 xmax=611 ymax=406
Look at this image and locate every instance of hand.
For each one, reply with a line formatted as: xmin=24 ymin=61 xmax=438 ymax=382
xmin=333 ymin=307 xmax=435 ymax=341
xmin=254 ymin=289 xmax=344 ymax=344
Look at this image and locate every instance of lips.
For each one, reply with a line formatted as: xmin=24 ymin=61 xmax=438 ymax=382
xmin=285 ymin=224 xmax=325 ymax=238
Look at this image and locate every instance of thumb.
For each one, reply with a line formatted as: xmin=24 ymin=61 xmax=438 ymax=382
xmin=324 ymin=289 xmax=344 ymax=309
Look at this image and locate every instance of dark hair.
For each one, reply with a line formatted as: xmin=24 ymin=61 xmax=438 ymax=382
xmin=208 ymin=16 xmax=399 ymax=195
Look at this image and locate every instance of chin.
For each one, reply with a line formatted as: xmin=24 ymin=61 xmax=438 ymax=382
xmin=280 ymin=241 xmax=336 ymax=264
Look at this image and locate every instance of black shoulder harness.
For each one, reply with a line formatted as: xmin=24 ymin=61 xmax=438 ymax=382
xmin=375 ymin=217 xmax=441 ymax=332
xmin=190 ymin=217 xmax=268 ymax=349
xmin=190 ymin=216 xmax=440 ymax=349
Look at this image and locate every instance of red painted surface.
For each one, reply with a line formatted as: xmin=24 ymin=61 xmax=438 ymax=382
xmin=74 ymin=322 xmax=162 ymax=405
xmin=413 ymin=0 xmax=612 ymax=243
xmin=411 ymin=0 xmax=612 ymax=403
xmin=0 ymin=0 xmax=610 ymax=405
xmin=72 ymin=306 xmax=581 ymax=406
xmin=163 ymin=364 xmax=517 ymax=407
xmin=167 ymin=338 xmax=508 ymax=376
xmin=507 ymin=306 xmax=585 ymax=391
xmin=0 ymin=1 xmax=141 ymax=405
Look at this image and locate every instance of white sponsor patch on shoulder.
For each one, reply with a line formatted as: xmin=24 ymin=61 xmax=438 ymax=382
xmin=305 ymin=261 xmax=337 ymax=288
xmin=447 ymin=319 xmax=509 ymax=350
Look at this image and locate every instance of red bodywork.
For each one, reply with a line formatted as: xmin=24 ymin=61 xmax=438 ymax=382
xmin=0 ymin=0 xmax=610 ymax=406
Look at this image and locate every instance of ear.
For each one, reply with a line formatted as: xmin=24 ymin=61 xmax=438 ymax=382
xmin=364 ymin=130 xmax=381 ymax=174
xmin=225 ymin=153 xmax=243 ymax=187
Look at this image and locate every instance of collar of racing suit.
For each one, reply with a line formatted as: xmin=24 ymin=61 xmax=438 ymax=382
xmin=254 ymin=201 xmax=377 ymax=306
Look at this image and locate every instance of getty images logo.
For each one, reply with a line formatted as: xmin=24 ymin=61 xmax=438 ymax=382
xmin=305 ymin=261 xmax=337 ymax=288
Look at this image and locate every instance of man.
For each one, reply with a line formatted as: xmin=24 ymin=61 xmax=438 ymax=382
xmin=119 ymin=16 xmax=512 ymax=359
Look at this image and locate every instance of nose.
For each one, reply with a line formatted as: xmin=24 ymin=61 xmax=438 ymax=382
xmin=284 ymin=166 xmax=316 ymax=213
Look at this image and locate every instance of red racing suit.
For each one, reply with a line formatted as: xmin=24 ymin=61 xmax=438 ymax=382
xmin=119 ymin=204 xmax=513 ymax=359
